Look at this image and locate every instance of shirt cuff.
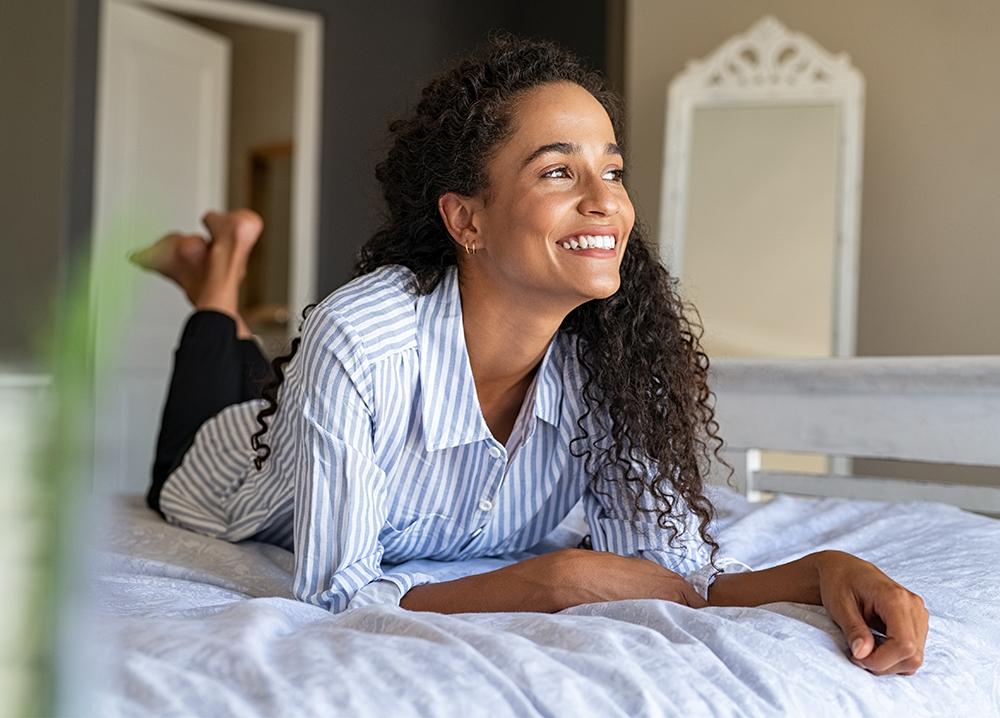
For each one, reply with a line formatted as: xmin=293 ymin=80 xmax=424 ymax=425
xmin=685 ymin=558 xmax=753 ymax=602
xmin=345 ymin=571 xmax=437 ymax=611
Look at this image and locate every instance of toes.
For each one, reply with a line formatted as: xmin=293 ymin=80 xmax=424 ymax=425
xmin=129 ymin=232 xmax=184 ymax=270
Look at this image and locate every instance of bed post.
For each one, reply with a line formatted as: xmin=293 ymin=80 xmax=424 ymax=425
xmin=714 ymin=447 xmax=763 ymax=502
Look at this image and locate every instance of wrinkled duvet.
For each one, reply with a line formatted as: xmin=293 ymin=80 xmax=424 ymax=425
xmin=87 ymin=487 xmax=1000 ymax=717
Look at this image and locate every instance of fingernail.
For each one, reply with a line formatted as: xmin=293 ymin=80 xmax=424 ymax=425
xmin=851 ymin=638 xmax=864 ymax=657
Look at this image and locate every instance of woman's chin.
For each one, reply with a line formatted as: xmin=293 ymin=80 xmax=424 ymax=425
xmin=584 ymin=274 xmax=622 ymax=302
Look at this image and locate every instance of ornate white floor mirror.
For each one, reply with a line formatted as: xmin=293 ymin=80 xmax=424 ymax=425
xmin=659 ymin=15 xmax=864 ymax=360
xmin=658 ymin=16 xmax=865 ymax=484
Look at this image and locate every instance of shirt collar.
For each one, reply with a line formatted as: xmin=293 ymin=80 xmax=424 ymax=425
xmin=415 ymin=266 xmax=565 ymax=452
xmin=534 ymin=333 xmax=565 ymax=428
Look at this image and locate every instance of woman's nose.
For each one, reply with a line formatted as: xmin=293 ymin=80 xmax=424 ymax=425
xmin=579 ymin=173 xmax=620 ymax=216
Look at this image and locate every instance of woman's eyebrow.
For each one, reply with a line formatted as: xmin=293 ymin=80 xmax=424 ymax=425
xmin=523 ymin=142 xmax=622 ymax=166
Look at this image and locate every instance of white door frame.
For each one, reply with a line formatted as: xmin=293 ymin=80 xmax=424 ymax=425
xmin=104 ymin=0 xmax=324 ymax=318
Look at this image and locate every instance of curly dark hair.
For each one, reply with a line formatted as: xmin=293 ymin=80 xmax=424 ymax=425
xmin=253 ymin=34 xmax=724 ymax=562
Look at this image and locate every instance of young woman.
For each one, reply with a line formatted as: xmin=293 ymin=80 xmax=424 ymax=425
xmin=134 ymin=36 xmax=927 ymax=675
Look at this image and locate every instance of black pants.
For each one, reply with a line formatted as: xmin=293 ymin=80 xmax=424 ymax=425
xmin=147 ymin=311 xmax=271 ymax=515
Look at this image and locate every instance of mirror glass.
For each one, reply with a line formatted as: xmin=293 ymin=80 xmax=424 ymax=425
xmin=683 ymin=104 xmax=838 ymax=357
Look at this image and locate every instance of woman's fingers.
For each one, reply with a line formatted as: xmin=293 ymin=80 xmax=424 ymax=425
xmin=818 ymin=553 xmax=928 ymax=675
xmin=681 ymin=584 xmax=710 ymax=609
xmin=832 ymin=605 xmax=875 ymax=661
xmin=854 ymin=590 xmax=927 ymax=675
xmin=851 ymin=633 xmax=924 ymax=675
xmin=619 ymin=555 xmax=708 ymax=607
xmin=660 ymin=568 xmax=709 ymax=608
xmin=855 ymin=634 xmax=925 ymax=675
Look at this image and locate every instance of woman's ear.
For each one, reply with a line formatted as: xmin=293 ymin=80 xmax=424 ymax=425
xmin=438 ymin=192 xmax=481 ymax=250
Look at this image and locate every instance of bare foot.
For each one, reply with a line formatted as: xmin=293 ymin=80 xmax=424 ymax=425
xmin=131 ymin=209 xmax=264 ymax=339
xmin=129 ymin=232 xmax=209 ymax=305
xmin=193 ymin=209 xmax=264 ymax=338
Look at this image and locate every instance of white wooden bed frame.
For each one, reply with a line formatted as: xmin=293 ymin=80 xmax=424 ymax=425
xmin=709 ymin=355 xmax=1000 ymax=514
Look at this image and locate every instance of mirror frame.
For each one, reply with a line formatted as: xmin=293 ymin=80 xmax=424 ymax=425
xmin=658 ymin=15 xmax=865 ymax=356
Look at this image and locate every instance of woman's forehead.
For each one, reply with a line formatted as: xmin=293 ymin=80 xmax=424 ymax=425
xmin=504 ymin=83 xmax=617 ymax=157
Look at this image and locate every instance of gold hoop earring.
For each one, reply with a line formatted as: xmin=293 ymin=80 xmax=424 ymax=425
xmin=465 ymin=239 xmax=476 ymax=255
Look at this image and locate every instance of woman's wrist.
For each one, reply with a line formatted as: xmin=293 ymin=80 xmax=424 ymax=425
xmin=707 ymin=552 xmax=825 ymax=607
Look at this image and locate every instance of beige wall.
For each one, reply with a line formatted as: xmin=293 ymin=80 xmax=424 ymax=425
xmin=625 ymin=0 xmax=1000 ymax=357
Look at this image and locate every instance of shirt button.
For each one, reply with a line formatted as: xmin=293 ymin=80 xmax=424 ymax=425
xmin=488 ymin=446 xmax=502 ymax=459
xmin=479 ymin=499 xmax=493 ymax=512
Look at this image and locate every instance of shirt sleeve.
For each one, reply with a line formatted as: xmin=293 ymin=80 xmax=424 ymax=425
xmin=582 ymin=466 xmax=752 ymax=600
xmin=284 ymin=306 xmax=435 ymax=613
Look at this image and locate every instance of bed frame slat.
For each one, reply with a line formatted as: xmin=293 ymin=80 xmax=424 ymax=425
xmin=709 ymin=356 xmax=1000 ymax=510
xmin=750 ymin=470 xmax=1000 ymax=513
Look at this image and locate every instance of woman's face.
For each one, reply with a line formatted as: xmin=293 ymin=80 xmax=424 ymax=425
xmin=462 ymin=82 xmax=635 ymax=312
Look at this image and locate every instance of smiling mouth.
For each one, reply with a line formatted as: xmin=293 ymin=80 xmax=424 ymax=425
xmin=558 ymin=234 xmax=616 ymax=251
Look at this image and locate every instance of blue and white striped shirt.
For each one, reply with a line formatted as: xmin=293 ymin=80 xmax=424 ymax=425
xmin=160 ymin=265 xmax=726 ymax=613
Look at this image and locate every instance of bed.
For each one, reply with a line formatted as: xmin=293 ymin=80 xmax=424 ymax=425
xmin=83 ymin=356 xmax=1000 ymax=717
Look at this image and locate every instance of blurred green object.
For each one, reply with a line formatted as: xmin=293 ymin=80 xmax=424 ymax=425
xmin=0 ymin=370 xmax=52 ymax=717
xmin=0 ymin=215 xmax=146 ymax=717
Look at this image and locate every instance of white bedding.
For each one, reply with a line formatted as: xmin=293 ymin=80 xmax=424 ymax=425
xmin=87 ymin=488 xmax=1000 ymax=717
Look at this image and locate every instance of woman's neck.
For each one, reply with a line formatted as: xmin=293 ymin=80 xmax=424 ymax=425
xmin=458 ymin=277 xmax=566 ymax=445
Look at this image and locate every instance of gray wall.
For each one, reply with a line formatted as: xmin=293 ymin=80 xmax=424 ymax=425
xmin=0 ymin=1 xmax=77 ymax=366
xmin=624 ymin=0 xmax=1000 ymax=357
xmin=0 ymin=0 xmax=608 ymax=367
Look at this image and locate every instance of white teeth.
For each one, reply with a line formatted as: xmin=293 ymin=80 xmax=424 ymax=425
xmin=560 ymin=234 xmax=617 ymax=250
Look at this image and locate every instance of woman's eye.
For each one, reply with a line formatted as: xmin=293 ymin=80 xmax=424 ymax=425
xmin=542 ymin=167 xmax=625 ymax=181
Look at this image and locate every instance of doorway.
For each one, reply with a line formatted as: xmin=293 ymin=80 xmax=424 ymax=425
xmin=172 ymin=14 xmax=300 ymax=356
xmin=91 ymin=0 xmax=322 ymax=494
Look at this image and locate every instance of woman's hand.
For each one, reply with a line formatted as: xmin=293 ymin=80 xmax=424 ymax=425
xmin=400 ymin=549 xmax=706 ymax=614
xmin=709 ymin=550 xmax=928 ymax=675
xmin=540 ymin=549 xmax=709 ymax=609
xmin=814 ymin=551 xmax=928 ymax=675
